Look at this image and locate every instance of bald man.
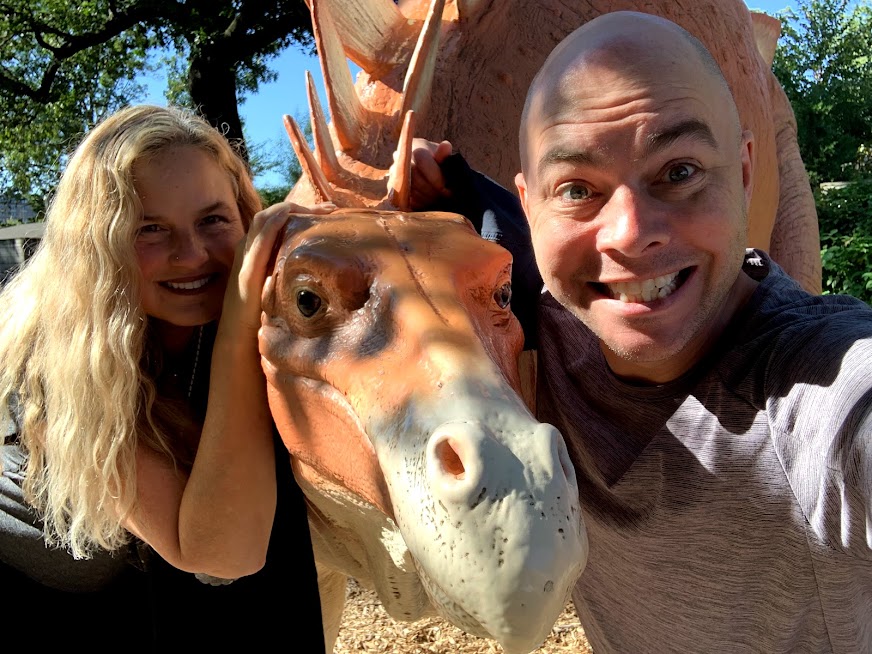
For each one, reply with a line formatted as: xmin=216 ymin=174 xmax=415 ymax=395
xmin=411 ymin=11 xmax=872 ymax=653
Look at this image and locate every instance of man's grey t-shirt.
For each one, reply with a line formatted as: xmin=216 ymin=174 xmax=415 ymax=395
xmin=537 ymin=250 xmax=872 ymax=653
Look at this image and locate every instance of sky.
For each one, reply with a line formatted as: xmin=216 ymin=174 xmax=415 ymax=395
xmin=140 ymin=1 xmax=799 ymax=188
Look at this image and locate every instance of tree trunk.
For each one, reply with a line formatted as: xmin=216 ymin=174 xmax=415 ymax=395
xmin=188 ymin=46 xmax=248 ymax=162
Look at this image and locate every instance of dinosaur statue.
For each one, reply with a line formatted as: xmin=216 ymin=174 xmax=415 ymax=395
xmin=260 ymin=202 xmax=587 ymax=654
xmin=287 ymin=0 xmax=821 ymax=296
xmin=273 ymin=0 xmax=824 ymax=650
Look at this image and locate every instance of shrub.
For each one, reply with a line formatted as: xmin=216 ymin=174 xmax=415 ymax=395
xmin=816 ymin=179 xmax=872 ymax=304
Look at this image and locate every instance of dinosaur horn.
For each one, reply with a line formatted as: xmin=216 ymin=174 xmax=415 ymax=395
xmin=311 ymin=0 xmax=364 ymax=151
xmin=306 ymin=70 xmax=343 ymax=183
xmin=310 ymin=0 xmax=409 ymax=73
xmin=387 ymin=110 xmax=416 ymax=211
xmin=283 ymin=114 xmax=336 ymax=205
xmin=399 ymin=0 xmax=446 ymax=122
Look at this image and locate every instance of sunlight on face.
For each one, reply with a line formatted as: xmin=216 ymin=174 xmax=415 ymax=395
xmin=133 ymin=145 xmax=245 ymax=330
xmin=517 ymin=34 xmax=754 ymax=383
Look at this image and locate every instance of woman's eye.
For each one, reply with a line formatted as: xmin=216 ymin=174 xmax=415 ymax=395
xmin=557 ymin=183 xmax=591 ymax=201
xmin=137 ymin=224 xmax=164 ymax=236
xmin=296 ymin=288 xmax=324 ymax=318
xmin=201 ymin=214 xmax=227 ymax=226
xmin=665 ymin=163 xmax=698 ymax=183
xmin=493 ymin=282 xmax=512 ymax=309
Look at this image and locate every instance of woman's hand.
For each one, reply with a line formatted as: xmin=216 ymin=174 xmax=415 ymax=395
xmin=224 ymin=201 xmax=336 ymax=334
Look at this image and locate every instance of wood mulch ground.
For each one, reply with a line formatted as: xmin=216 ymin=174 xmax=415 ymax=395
xmin=333 ymin=578 xmax=592 ymax=654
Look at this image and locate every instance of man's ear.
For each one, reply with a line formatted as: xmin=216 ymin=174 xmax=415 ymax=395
xmin=515 ymin=172 xmax=531 ymax=225
xmin=741 ymin=130 xmax=754 ymax=210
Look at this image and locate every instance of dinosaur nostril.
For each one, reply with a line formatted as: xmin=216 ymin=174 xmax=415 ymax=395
xmin=426 ymin=424 xmax=486 ymax=502
xmin=434 ymin=437 xmax=466 ymax=479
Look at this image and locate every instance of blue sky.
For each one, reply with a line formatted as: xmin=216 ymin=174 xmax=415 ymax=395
xmin=140 ymin=1 xmax=799 ymax=188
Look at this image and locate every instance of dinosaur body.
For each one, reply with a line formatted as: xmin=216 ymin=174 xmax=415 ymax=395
xmin=288 ymin=0 xmax=821 ymax=294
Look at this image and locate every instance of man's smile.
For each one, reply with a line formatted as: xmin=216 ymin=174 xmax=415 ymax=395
xmin=591 ymin=268 xmax=692 ymax=303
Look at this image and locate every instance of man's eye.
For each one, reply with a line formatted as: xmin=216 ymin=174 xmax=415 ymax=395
xmin=665 ymin=163 xmax=698 ymax=183
xmin=557 ymin=183 xmax=591 ymax=201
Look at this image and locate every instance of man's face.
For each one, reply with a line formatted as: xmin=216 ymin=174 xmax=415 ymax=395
xmin=517 ymin=51 xmax=754 ymax=383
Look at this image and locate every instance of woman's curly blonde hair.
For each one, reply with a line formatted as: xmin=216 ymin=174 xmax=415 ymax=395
xmin=0 ymin=105 xmax=262 ymax=559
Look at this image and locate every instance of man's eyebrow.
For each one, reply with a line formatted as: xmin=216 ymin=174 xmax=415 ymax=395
xmin=537 ymin=149 xmax=598 ymax=176
xmin=646 ymin=119 xmax=717 ymax=154
xmin=535 ymin=118 xmax=717 ymax=176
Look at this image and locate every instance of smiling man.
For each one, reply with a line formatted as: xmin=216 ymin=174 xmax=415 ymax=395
xmin=516 ymin=15 xmax=757 ymax=384
xmin=411 ymin=10 xmax=872 ymax=653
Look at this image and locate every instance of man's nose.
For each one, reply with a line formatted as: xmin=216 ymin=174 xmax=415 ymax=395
xmin=596 ymin=186 xmax=670 ymax=257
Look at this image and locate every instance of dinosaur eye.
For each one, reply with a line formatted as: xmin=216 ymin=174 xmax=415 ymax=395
xmin=494 ymin=282 xmax=512 ymax=309
xmin=296 ymin=288 xmax=323 ymax=318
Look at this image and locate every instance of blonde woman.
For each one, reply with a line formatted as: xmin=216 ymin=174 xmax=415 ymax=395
xmin=0 ymin=105 xmax=331 ymax=648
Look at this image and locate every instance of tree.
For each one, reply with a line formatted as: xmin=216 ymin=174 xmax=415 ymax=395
xmin=772 ymin=0 xmax=872 ymax=184
xmin=0 ymin=0 xmax=313 ymax=207
xmin=250 ymin=120 xmax=305 ymax=207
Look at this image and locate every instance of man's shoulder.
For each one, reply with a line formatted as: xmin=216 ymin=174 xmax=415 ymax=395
xmin=744 ymin=250 xmax=872 ymax=347
xmin=744 ymin=288 xmax=872 ymax=391
xmin=736 ymin=268 xmax=872 ymax=434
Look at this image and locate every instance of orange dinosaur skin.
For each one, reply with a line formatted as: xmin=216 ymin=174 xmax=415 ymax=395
xmin=260 ymin=209 xmax=587 ymax=653
xmin=288 ymin=0 xmax=821 ymax=294
xmin=261 ymin=210 xmax=524 ymax=517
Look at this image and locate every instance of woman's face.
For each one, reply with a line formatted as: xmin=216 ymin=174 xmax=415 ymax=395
xmin=133 ymin=145 xmax=245 ymax=328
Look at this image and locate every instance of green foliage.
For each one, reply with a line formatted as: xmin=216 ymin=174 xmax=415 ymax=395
xmin=257 ymin=185 xmax=291 ymax=209
xmin=772 ymin=0 xmax=872 ymax=185
xmin=0 ymin=1 xmax=150 ymax=207
xmin=0 ymin=0 xmax=313 ymax=202
xmin=816 ymin=180 xmax=872 ymax=303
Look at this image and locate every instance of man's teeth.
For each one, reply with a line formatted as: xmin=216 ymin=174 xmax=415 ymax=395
xmin=165 ymin=278 xmax=209 ymax=290
xmin=607 ymin=272 xmax=679 ymax=303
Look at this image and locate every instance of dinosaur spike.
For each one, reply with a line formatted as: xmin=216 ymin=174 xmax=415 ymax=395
xmin=311 ymin=0 xmax=408 ymax=72
xmin=387 ymin=110 xmax=416 ymax=211
xmin=283 ymin=114 xmax=336 ymax=205
xmin=399 ymin=0 xmax=446 ymax=122
xmin=311 ymin=0 xmax=364 ymax=151
xmin=306 ymin=70 xmax=343 ymax=183
xmin=749 ymin=12 xmax=781 ymax=67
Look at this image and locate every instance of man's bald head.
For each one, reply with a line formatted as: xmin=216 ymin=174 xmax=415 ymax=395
xmin=518 ymin=11 xmax=738 ymax=171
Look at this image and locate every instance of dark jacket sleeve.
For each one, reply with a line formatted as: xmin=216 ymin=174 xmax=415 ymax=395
xmin=428 ymin=153 xmax=542 ymax=350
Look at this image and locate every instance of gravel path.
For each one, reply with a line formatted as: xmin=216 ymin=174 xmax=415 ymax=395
xmin=333 ymin=578 xmax=592 ymax=653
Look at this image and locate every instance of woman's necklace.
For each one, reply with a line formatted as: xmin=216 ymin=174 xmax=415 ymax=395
xmin=187 ymin=325 xmax=203 ymax=400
